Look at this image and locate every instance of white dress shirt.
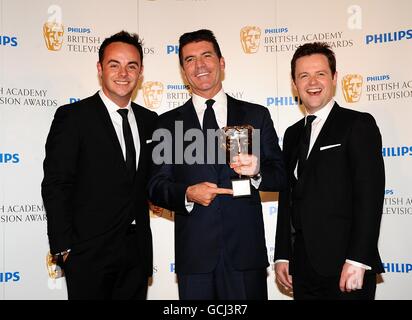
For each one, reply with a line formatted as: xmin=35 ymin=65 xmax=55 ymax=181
xmin=99 ymin=90 xmax=140 ymax=168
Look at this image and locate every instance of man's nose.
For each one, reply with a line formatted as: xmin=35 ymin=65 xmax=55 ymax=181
xmin=308 ymin=75 xmax=318 ymax=84
xmin=195 ymin=57 xmax=206 ymax=67
xmin=118 ymin=66 xmax=128 ymax=76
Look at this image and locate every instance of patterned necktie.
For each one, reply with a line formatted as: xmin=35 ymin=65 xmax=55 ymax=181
xmin=297 ymin=115 xmax=316 ymax=179
xmin=117 ymin=109 xmax=136 ymax=179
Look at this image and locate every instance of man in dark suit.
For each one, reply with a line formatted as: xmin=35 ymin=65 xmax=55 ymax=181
xmin=41 ymin=31 xmax=157 ymax=300
xmin=274 ymin=42 xmax=385 ymax=300
xmin=148 ymin=29 xmax=286 ymax=300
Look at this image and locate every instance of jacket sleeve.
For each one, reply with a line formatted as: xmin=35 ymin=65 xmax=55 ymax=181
xmin=147 ymin=117 xmax=189 ymax=214
xmin=274 ymin=127 xmax=293 ymax=261
xmin=346 ymin=113 xmax=385 ymax=268
xmin=41 ymin=106 xmax=78 ymax=254
xmin=258 ymin=107 xmax=287 ymax=191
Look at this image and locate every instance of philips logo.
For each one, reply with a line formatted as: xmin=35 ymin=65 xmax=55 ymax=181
xmin=0 ymin=35 xmax=18 ymax=47
xmin=0 ymin=272 xmax=20 ymax=282
xmin=69 ymin=97 xmax=80 ymax=103
xmin=0 ymin=153 xmax=20 ymax=163
xmin=166 ymin=45 xmax=179 ymax=54
xmin=267 ymin=96 xmax=300 ymax=107
xmin=366 ymin=75 xmax=390 ymax=82
xmin=382 ymin=146 xmax=412 ymax=157
xmin=167 ymin=84 xmax=190 ymax=90
xmin=67 ymin=27 xmax=91 ymax=33
xmin=170 ymin=263 xmax=175 ymax=272
xmin=382 ymin=262 xmax=412 ymax=273
xmin=365 ymin=29 xmax=412 ymax=45
xmin=385 ymin=189 xmax=394 ymax=195
xmin=264 ymin=28 xmax=288 ymax=34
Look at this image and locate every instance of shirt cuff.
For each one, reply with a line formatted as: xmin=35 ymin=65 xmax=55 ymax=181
xmin=185 ymin=194 xmax=194 ymax=213
xmin=55 ymin=249 xmax=71 ymax=256
xmin=274 ymin=259 xmax=289 ymax=264
xmin=250 ymin=174 xmax=262 ymax=189
xmin=346 ymin=259 xmax=371 ymax=270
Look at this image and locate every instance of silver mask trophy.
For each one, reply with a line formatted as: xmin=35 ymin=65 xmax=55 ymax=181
xmin=220 ymin=125 xmax=254 ymax=197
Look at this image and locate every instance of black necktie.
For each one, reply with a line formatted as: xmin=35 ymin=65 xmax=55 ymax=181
xmin=297 ymin=115 xmax=316 ymax=179
xmin=203 ymin=99 xmax=219 ymax=131
xmin=202 ymin=99 xmax=222 ymax=168
xmin=117 ymin=109 xmax=136 ymax=179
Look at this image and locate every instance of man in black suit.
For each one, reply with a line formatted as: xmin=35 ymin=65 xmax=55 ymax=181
xmin=274 ymin=42 xmax=385 ymax=300
xmin=41 ymin=31 xmax=157 ymax=300
xmin=148 ymin=29 xmax=286 ymax=300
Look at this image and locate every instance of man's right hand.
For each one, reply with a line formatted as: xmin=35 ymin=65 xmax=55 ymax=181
xmin=186 ymin=182 xmax=233 ymax=206
xmin=275 ymin=261 xmax=293 ymax=290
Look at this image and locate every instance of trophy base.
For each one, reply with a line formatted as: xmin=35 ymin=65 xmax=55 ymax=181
xmin=231 ymin=178 xmax=251 ymax=198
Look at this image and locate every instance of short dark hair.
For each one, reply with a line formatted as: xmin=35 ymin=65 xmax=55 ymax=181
xmin=99 ymin=30 xmax=143 ymax=64
xmin=178 ymin=29 xmax=222 ymax=66
xmin=291 ymin=42 xmax=336 ymax=81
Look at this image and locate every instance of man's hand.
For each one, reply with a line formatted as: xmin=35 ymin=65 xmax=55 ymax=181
xmin=339 ymin=262 xmax=365 ymax=292
xmin=275 ymin=261 xmax=293 ymax=290
xmin=186 ymin=182 xmax=233 ymax=206
xmin=229 ymin=154 xmax=259 ymax=177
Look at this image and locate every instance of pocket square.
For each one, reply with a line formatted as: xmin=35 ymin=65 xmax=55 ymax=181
xmin=320 ymin=143 xmax=341 ymax=151
xmin=146 ymin=139 xmax=153 ymax=144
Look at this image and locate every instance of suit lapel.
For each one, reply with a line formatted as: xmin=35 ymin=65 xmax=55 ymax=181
xmin=226 ymin=95 xmax=246 ymax=127
xmin=303 ymin=103 xmax=340 ymax=174
xmin=131 ymin=103 xmax=144 ymax=172
xmin=93 ymin=93 xmax=126 ymax=169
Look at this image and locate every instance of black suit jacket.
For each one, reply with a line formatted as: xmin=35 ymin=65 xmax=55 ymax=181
xmin=42 ymin=92 xmax=157 ymax=276
xmin=149 ymin=95 xmax=286 ymax=274
xmin=275 ymin=103 xmax=385 ymax=277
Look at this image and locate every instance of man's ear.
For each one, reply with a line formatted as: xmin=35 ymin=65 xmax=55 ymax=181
xmin=97 ymin=61 xmax=103 ymax=78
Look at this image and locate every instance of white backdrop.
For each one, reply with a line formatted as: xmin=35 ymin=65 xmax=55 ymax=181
xmin=0 ymin=0 xmax=411 ymax=300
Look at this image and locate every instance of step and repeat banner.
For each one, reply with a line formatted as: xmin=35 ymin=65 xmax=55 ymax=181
xmin=0 ymin=0 xmax=411 ymax=300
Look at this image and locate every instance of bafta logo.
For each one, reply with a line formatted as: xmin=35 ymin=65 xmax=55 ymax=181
xmin=240 ymin=26 xmax=261 ymax=54
xmin=149 ymin=202 xmax=173 ymax=219
xmin=342 ymin=74 xmax=363 ymax=103
xmin=46 ymin=251 xmax=64 ymax=279
xmin=143 ymin=81 xmax=164 ymax=109
xmin=43 ymin=21 xmax=64 ymax=51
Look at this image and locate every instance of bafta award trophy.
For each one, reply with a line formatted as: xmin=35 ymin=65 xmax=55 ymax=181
xmin=220 ymin=125 xmax=254 ymax=197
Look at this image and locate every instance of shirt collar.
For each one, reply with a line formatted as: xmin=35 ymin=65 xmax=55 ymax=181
xmin=192 ymin=88 xmax=227 ymax=113
xmin=99 ymin=90 xmax=132 ymax=114
xmin=306 ymin=98 xmax=334 ymax=124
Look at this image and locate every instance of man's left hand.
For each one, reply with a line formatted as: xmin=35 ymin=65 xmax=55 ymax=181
xmin=229 ymin=154 xmax=259 ymax=177
xmin=339 ymin=262 xmax=365 ymax=292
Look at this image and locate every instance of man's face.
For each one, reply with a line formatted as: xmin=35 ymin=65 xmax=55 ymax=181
xmin=180 ymin=40 xmax=225 ymax=99
xmin=97 ymin=42 xmax=143 ymax=107
xmin=242 ymin=28 xmax=261 ymax=53
xmin=293 ymin=54 xmax=337 ymax=114
xmin=43 ymin=22 xmax=64 ymax=51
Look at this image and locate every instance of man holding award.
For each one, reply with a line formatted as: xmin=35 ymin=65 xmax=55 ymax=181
xmin=149 ymin=29 xmax=286 ymax=300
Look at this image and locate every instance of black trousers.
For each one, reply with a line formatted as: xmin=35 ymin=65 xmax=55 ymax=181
xmin=292 ymin=233 xmax=377 ymax=300
xmin=64 ymin=225 xmax=148 ymax=300
xmin=177 ymin=250 xmax=268 ymax=300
